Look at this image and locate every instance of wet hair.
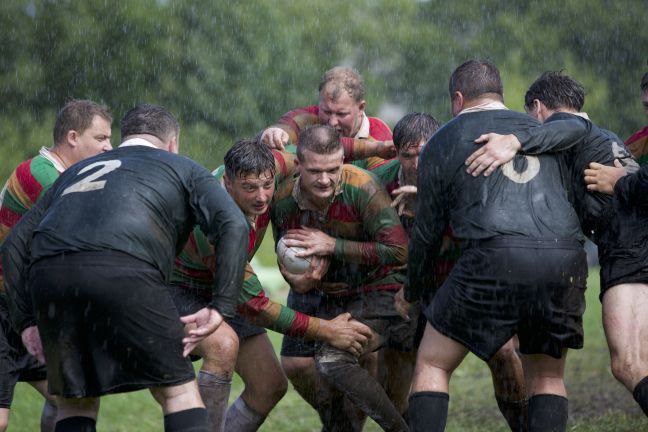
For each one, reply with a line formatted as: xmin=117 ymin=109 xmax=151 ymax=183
xmin=296 ymin=125 xmax=341 ymax=161
xmin=318 ymin=66 xmax=365 ymax=103
xmin=524 ymin=71 xmax=585 ymax=112
xmin=641 ymin=71 xmax=648 ymax=93
xmin=393 ymin=112 xmax=440 ymax=152
xmin=53 ymin=99 xmax=112 ymax=146
xmin=224 ymin=138 xmax=276 ymax=179
xmin=120 ymin=104 xmax=180 ymax=143
xmin=449 ymin=59 xmax=503 ymax=102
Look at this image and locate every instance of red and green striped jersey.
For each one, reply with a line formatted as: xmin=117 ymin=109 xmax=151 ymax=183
xmin=271 ymin=164 xmax=408 ymax=295
xmin=626 ymin=125 xmax=648 ymax=166
xmin=271 ymin=104 xmax=393 ymax=171
xmin=170 ymin=151 xmax=321 ymax=338
xmin=371 ymin=160 xmax=461 ymax=286
xmin=0 ymin=150 xmax=63 ymax=293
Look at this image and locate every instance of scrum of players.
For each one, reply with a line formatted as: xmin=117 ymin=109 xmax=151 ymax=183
xmin=0 ymin=62 xmax=647 ymax=432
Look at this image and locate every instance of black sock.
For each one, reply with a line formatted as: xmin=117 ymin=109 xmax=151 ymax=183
xmin=407 ymin=391 xmax=449 ymax=432
xmin=633 ymin=375 xmax=648 ymax=416
xmin=495 ymin=396 xmax=528 ymax=432
xmin=528 ymin=394 xmax=568 ymax=432
xmin=54 ymin=416 xmax=96 ymax=432
xmin=164 ymin=408 xmax=208 ymax=432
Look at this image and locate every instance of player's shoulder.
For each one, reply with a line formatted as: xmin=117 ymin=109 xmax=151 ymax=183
xmin=367 ymin=116 xmax=392 ymax=139
xmin=19 ymin=154 xmax=59 ymax=189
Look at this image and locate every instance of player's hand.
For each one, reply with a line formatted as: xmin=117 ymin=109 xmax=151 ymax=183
xmin=376 ymin=140 xmax=397 ymax=159
xmin=283 ymin=227 xmax=336 ymax=257
xmin=279 ymin=255 xmax=330 ymax=294
xmin=394 ymin=287 xmax=413 ymax=321
xmin=180 ymin=307 xmax=224 ymax=357
xmin=260 ymin=127 xmax=289 ymax=150
xmin=466 ymin=133 xmax=522 ymax=177
xmin=391 ymin=185 xmax=417 ymax=217
xmin=584 ymin=159 xmax=626 ymax=195
xmin=21 ymin=325 xmax=45 ymax=364
xmin=319 ymin=313 xmax=373 ymax=357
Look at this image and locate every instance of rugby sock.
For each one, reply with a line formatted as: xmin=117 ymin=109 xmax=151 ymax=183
xmin=315 ymin=351 xmax=408 ymax=432
xmin=224 ymin=397 xmax=266 ymax=432
xmin=54 ymin=416 xmax=96 ymax=432
xmin=40 ymin=400 xmax=58 ymax=432
xmin=528 ymin=394 xmax=568 ymax=432
xmin=632 ymin=375 xmax=648 ymax=416
xmin=407 ymin=391 xmax=448 ymax=432
xmin=197 ymin=369 xmax=231 ymax=431
xmin=163 ymin=408 xmax=208 ymax=432
xmin=495 ymin=396 xmax=528 ymax=432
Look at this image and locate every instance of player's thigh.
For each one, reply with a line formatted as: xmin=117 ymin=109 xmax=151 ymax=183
xmin=602 ymin=282 xmax=648 ymax=357
xmin=411 ymin=323 xmax=468 ymax=393
xmin=0 ymin=407 xmax=8 ymax=432
xmin=236 ymin=333 xmax=287 ymax=391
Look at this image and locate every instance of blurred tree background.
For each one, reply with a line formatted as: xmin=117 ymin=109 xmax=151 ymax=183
xmin=1 ymin=0 xmax=646 ymax=181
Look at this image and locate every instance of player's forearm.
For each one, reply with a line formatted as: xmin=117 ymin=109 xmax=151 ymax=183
xmin=333 ymin=226 xmax=408 ymax=266
xmin=514 ymin=116 xmax=588 ymax=154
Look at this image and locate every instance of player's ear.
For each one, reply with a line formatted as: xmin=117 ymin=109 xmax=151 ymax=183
xmin=168 ymin=136 xmax=179 ymax=154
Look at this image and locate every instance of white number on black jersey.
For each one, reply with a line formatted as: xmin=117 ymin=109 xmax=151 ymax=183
xmin=62 ymin=160 xmax=122 ymax=196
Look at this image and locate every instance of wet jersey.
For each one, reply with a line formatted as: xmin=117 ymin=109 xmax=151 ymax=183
xmin=0 ymin=151 xmax=62 ymax=294
xmin=270 ymin=104 xmax=393 ymax=170
xmin=407 ymin=109 xmax=583 ymax=302
xmin=625 ymin=125 xmax=648 ymax=166
xmin=170 ymin=151 xmax=321 ymax=338
xmin=615 ymin=162 xmax=648 ymax=209
xmin=2 ymin=143 xmax=248 ymax=332
xmin=271 ymin=164 xmax=408 ymax=296
xmin=514 ymin=112 xmax=638 ymax=241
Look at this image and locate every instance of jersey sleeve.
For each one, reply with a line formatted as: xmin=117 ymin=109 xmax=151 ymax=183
xmin=513 ymin=115 xmax=590 ymax=154
xmin=614 ymin=163 xmax=648 ymax=209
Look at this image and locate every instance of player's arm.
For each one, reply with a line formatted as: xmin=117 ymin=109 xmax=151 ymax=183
xmin=466 ymin=115 xmax=590 ymax=176
xmin=612 ymin=162 xmax=648 ymax=208
xmin=237 ymin=264 xmax=371 ymax=355
xmin=260 ymin=106 xmax=320 ymax=150
xmin=405 ymin=142 xmax=449 ymax=303
xmin=191 ymin=169 xmax=249 ymax=319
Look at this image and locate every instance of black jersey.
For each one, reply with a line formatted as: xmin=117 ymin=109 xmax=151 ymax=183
xmin=2 ymin=144 xmax=248 ymax=332
xmin=406 ymin=109 xmax=582 ymax=301
xmin=615 ymin=162 xmax=648 ymax=210
xmin=515 ymin=112 xmax=638 ymax=241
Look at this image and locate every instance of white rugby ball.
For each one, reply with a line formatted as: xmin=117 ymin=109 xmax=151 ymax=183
xmin=276 ymin=237 xmax=311 ymax=274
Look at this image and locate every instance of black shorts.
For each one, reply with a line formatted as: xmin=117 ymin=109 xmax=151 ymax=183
xmin=597 ymin=214 xmax=648 ymax=299
xmin=0 ymin=300 xmax=47 ymax=408
xmin=29 ymin=252 xmax=195 ymax=398
xmin=425 ymin=237 xmax=587 ymax=361
xmin=280 ymin=289 xmax=323 ymax=357
xmin=169 ymin=285 xmax=265 ymax=341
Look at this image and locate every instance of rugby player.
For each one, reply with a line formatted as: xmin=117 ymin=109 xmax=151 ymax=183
xmin=2 ymin=104 xmax=249 ymax=432
xmin=378 ymin=112 xmax=528 ymax=431
xmin=169 ymin=138 xmax=372 ymax=431
xmin=466 ymin=71 xmax=647 ymax=419
xmin=405 ymin=60 xmax=588 ymax=432
xmin=271 ymin=125 xmax=412 ymax=431
xmin=0 ymin=99 xmax=112 ymax=432
xmin=624 ymin=71 xmax=648 ymax=165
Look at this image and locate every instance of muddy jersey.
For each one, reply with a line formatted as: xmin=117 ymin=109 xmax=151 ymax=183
xmin=2 ymin=143 xmax=248 ymax=332
xmin=615 ymin=162 xmax=648 ymax=209
xmin=515 ymin=112 xmax=637 ymax=240
xmin=171 ymin=151 xmax=321 ymax=338
xmin=271 ymin=164 xmax=408 ymax=296
xmin=406 ymin=109 xmax=583 ymax=302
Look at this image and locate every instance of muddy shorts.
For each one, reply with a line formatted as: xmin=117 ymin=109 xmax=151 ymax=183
xmin=280 ymin=289 xmax=324 ymax=357
xmin=425 ymin=237 xmax=587 ymax=361
xmin=29 ymin=252 xmax=194 ymax=398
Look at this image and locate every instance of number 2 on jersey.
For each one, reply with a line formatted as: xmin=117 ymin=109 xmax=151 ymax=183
xmin=62 ymin=160 xmax=122 ymax=196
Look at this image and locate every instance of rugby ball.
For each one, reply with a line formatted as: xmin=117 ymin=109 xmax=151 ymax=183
xmin=276 ymin=237 xmax=311 ymax=274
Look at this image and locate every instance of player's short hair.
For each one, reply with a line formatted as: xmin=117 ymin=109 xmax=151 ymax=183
xmin=641 ymin=71 xmax=648 ymax=93
xmin=296 ymin=125 xmax=341 ymax=161
xmin=524 ymin=71 xmax=585 ymax=112
xmin=224 ymin=138 xmax=276 ymax=180
xmin=393 ymin=112 xmax=440 ymax=152
xmin=120 ymin=104 xmax=180 ymax=143
xmin=449 ymin=59 xmax=503 ymax=102
xmin=53 ymin=99 xmax=112 ymax=146
xmin=318 ymin=66 xmax=365 ymax=103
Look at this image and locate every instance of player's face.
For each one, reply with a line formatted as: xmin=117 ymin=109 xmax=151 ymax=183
xmin=398 ymin=139 xmax=425 ymax=185
xmin=73 ymin=115 xmax=113 ymax=163
xmin=225 ymin=170 xmax=275 ymax=217
xmin=297 ymin=148 xmax=344 ymax=203
xmin=318 ymin=88 xmax=365 ymax=138
xmin=642 ymin=91 xmax=648 ymax=117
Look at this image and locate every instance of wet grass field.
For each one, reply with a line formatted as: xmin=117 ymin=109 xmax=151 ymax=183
xmin=9 ymin=268 xmax=648 ymax=431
